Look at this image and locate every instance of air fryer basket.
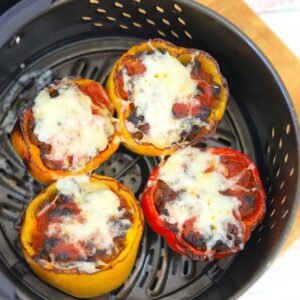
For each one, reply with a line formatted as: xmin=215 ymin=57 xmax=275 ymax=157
xmin=0 ymin=0 xmax=299 ymax=299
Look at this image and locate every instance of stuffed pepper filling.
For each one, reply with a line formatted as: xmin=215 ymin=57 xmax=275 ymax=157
xmin=120 ymin=48 xmax=219 ymax=148
xmin=32 ymin=176 xmax=133 ymax=274
xmin=29 ymin=78 xmax=114 ymax=170
xmin=153 ymin=147 xmax=260 ymax=253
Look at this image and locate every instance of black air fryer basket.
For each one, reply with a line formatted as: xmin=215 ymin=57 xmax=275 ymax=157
xmin=0 ymin=0 xmax=299 ymax=299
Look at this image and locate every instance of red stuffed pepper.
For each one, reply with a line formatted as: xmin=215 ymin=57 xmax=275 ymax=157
xmin=141 ymin=147 xmax=266 ymax=260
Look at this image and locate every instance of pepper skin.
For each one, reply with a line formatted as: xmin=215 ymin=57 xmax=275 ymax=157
xmin=11 ymin=79 xmax=120 ymax=184
xmin=19 ymin=175 xmax=144 ymax=298
xmin=141 ymin=148 xmax=266 ymax=260
xmin=107 ymin=39 xmax=229 ymax=156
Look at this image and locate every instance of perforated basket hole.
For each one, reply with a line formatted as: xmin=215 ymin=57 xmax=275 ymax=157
xmin=122 ymin=12 xmax=132 ymax=18
xmin=106 ymin=16 xmax=116 ymax=22
xmin=133 ymin=22 xmax=142 ymax=28
xmin=86 ymin=0 xmax=194 ymax=43
xmin=280 ymin=180 xmax=285 ymax=190
xmin=157 ymin=30 xmax=166 ymax=37
xmin=257 ymin=237 xmax=262 ymax=243
xmin=119 ymin=24 xmax=129 ymax=30
xmin=90 ymin=0 xmax=99 ymax=4
xmin=286 ymin=123 xmax=291 ymax=135
xmin=271 ymin=126 xmax=275 ymax=138
xmin=93 ymin=22 xmax=104 ymax=27
xmin=96 ymin=8 xmax=106 ymax=14
xmin=81 ymin=16 xmax=92 ymax=21
xmin=282 ymin=209 xmax=289 ymax=219
xmin=171 ymin=30 xmax=179 ymax=39
xmin=138 ymin=8 xmax=147 ymax=14
xmin=174 ymin=3 xmax=182 ymax=12
xmin=290 ymin=167 xmax=295 ymax=177
xmin=266 ymin=143 xmax=271 ymax=155
xmin=270 ymin=208 xmax=276 ymax=217
xmin=270 ymin=221 xmax=276 ymax=230
xmin=268 ymin=184 xmax=273 ymax=195
xmin=184 ymin=30 xmax=193 ymax=39
xmin=156 ymin=6 xmax=164 ymax=13
xmin=281 ymin=195 xmax=287 ymax=204
xmin=146 ymin=18 xmax=155 ymax=25
xmin=114 ymin=1 xmax=123 ymax=8
xmin=162 ymin=18 xmax=170 ymax=26
xmin=178 ymin=17 xmax=186 ymax=26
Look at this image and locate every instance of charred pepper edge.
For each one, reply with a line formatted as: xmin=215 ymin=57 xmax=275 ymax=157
xmin=141 ymin=148 xmax=266 ymax=261
xmin=11 ymin=79 xmax=120 ymax=184
xmin=106 ymin=38 xmax=229 ymax=156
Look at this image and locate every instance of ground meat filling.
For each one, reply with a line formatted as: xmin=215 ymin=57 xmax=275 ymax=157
xmin=28 ymin=79 xmax=114 ymax=171
xmin=152 ymin=148 xmax=259 ymax=253
xmin=32 ymin=187 xmax=133 ymax=273
xmin=153 ymin=179 xmax=244 ymax=253
xmin=28 ymin=112 xmax=68 ymax=170
xmin=117 ymin=47 xmax=222 ymax=148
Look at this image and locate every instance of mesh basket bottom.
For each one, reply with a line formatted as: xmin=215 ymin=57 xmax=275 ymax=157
xmin=0 ymin=37 xmax=255 ymax=300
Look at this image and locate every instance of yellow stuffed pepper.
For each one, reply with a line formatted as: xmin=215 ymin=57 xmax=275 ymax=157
xmin=11 ymin=78 xmax=119 ymax=184
xmin=19 ymin=174 xmax=144 ymax=298
xmin=107 ymin=38 xmax=228 ymax=156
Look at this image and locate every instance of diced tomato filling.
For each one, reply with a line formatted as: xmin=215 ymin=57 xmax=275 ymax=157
xmin=195 ymin=81 xmax=215 ymax=107
xmin=124 ymin=59 xmax=146 ymax=76
xmin=78 ymin=82 xmax=110 ymax=111
xmin=155 ymin=153 xmax=260 ymax=251
xmin=191 ymin=61 xmax=201 ymax=80
xmin=172 ymin=102 xmax=210 ymax=120
xmin=116 ymin=74 xmax=129 ymax=100
xmin=32 ymin=197 xmax=82 ymax=261
xmin=218 ymin=155 xmax=258 ymax=218
xmin=172 ymin=103 xmax=189 ymax=118
xmin=32 ymin=194 xmax=132 ymax=266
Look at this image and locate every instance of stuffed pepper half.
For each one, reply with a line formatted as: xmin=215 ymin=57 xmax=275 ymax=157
xmin=107 ymin=39 xmax=228 ymax=156
xmin=19 ymin=175 xmax=144 ymax=298
xmin=11 ymin=77 xmax=119 ymax=184
xmin=141 ymin=147 xmax=266 ymax=260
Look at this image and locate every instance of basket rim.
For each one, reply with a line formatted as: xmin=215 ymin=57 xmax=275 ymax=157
xmin=178 ymin=0 xmax=300 ymax=298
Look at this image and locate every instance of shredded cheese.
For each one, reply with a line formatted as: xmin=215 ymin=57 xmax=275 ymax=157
xmin=32 ymin=78 xmax=114 ymax=170
xmin=158 ymin=147 xmax=245 ymax=251
xmin=122 ymin=49 xmax=207 ymax=148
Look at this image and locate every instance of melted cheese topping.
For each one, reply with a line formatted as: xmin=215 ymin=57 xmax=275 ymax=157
xmin=32 ymin=79 xmax=114 ymax=170
xmin=41 ymin=176 xmax=132 ymax=273
xmin=122 ymin=50 xmax=207 ymax=148
xmin=157 ymin=147 xmax=244 ymax=251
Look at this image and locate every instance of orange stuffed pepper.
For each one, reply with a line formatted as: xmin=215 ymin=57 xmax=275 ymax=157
xmin=19 ymin=174 xmax=144 ymax=298
xmin=107 ymin=39 xmax=228 ymax=156
xmin=11 ymin=77 xmax=119 ymax=184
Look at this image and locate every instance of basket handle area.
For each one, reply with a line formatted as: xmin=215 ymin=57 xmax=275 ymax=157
xmin=0 ymin=0 xmax=53 ymax=47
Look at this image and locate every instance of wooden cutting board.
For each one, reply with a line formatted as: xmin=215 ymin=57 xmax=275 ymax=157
xmin=196 ymin=0 xmax=300 ymax=254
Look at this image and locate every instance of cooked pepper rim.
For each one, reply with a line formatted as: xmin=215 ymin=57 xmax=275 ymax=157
xmin=19 ymin=175 xmax=144 ymax=298
xmin=107 ymin=39 xmax=229 ymax=156
xmin=11 ymin=78 xmax=120 ymax=184
xmin=141 ymin=147 xmax=266 ymax=260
